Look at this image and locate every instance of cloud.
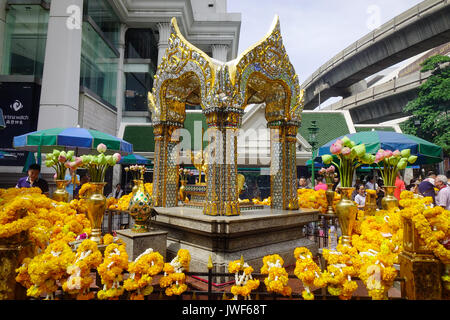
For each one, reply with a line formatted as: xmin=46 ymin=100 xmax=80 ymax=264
xmin=228 ymin=0 xmax=424 ymax=83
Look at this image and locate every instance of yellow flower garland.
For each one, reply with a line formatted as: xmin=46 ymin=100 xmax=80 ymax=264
xmin=159 ymin=249 xmax=191 ymax=296
xmin=294 ymin=247 xmax=327 ymax=300
xmin=97 ymin=243 xmax=129 ymax=300
xmin=228 ymin=258 xmax=260 ymax=300
xmin=124 ymin=248 xmax=164 ymax=300
xmin=61 ymin=239 xmax=102 ymax=300
xmin=322 ymin=244 xmax=360 ymax=300
xmin=260 ymin=254 xmax=291 ymax=297
xmin=21 ymin=240 xmax=75 ymax=299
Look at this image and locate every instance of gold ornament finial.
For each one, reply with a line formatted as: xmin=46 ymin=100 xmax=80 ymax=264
xmin=207 ymin=255 xmax=213 ymax=269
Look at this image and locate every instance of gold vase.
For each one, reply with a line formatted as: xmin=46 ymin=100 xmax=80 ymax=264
xmin=0 ymin=232 xmax=34 ymax=300
xmin=364 ymin=191 xmax=377 ymax=216
xmin=132 ymin=179 xmax=138 ymax=195
xmin=325 ymin=183 xmax=335 ymax=214
xmin=52 ymin=179 xmax=69 ymax=202
xmin=128 ymin=179 xmax=153 ymax=233
xmin=335 ymin=187 xmax=357 ymax=246
xmin=85 ymin=182 xmax=107 ymax=243
xmin=382 ymin=186 xmax=398 ymax=211
xmin=179 ymin=179 xmax=187 ymax=202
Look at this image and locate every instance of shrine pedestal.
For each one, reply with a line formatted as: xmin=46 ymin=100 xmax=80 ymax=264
xmin=399 ymin=251 xmax=442 ymax=300
xmin=116 ymin=229 xmax=168 ymax=261
xmin=153 ymin=206 xmax=318 ymax=282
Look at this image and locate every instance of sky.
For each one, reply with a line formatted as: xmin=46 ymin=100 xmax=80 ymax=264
xmin=227 ymin=0 xmax=424 ymax=95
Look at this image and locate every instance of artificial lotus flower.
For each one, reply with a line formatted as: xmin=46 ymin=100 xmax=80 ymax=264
xmin=352 ymin=144 xmax=366 ymax=158
xmin=341 ymin=147 xmax=351 ymax=156
xmin=401 ymin=149 xmax=411 ymax=158
xmin=330 ymin=142 xmax=342 ymax=155
xmin=96 ymin=143 xmax=107 ymax=153
xmin=408 ymin=155 xmax=417 ymax=164
xmin=112 ymin=153 xmax=121 ymax=163
xmin=322 ymin=154 xmax=333 ymax=164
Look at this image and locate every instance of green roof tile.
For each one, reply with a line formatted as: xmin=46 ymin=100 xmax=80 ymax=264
xmin=298 ymin=112 xmax=351 ymax=147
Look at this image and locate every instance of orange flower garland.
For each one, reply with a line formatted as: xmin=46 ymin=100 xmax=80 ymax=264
xmin=61 ymin=239 xmax=102 ymax=300
xmin=159 ymin=249 xmax=191 ymax=296
xmin=228 ymin=257 xmax=260 ymax=300
xmin=294 ymin=247 xmax=327 ymax=300
xmin=124 ymin=248 xmax=164 ymax=300
xmin=260 ymin=254 xmax=291 ymax=297
xmin=97 ymin=243 xmax=129 ymax=300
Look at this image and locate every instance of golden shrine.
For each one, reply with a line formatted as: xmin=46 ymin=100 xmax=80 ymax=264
xmin=149 ymin=15 xmax=303 ymax=215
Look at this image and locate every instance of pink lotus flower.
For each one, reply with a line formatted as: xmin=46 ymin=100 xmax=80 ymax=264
xmin=75 ymin=157 xmax=83 ymax=166
xmin=384 ymin=150 xmax=393 ymax=158
xmin=58 ymin=155 xmax=67 ymax=163
xmin=326 ymin=165 xmax=335 ymax=173
xmin=330 ymin=142 xmax=343 ymax=155
xmin=112 ymin=153 xmax=121 ymax=163
xmin=393 ymin=150 xmax=401 ymax=157
xmin=97 ymin=143 xmax=107 ymax=153
xmin=319 ymin=168 xmax=326 ymax=175
xmin=375 ymin=152 xmax=385 ymax=163
xmin=341 ymin=147 xmax=351 ymax=156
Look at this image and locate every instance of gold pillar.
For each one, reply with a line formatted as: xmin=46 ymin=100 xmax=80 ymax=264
xmin=268 ymin=122 xmax=299 ymax=210
xmin=152 ymin=123 xmax=181 ymax=207
xmin=203 ymin=110 xmax=241 ymax=216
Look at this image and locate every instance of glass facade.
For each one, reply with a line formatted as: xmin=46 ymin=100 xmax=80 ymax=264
xmin=125 ymin=71 xmax=152 ymax=111
xmin=80 ymin=21 xmax=118 ymax=107
xmin=83 ymin=0 xmax=120 ymax=49
xmin=80 ymin=0 xmax=120 ymax=107
xmin=124 ymin=29 xmax=158 ymax=112
xmin=1 ymin=5 xmax=49 ymax=77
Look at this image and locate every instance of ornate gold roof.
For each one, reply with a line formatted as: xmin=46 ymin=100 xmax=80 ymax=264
xmin=150 ymin=15 xmax=304 ymax=125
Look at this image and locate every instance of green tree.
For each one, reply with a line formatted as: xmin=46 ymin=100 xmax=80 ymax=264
xmin=400 ymin=54 xmax=450 ymax=155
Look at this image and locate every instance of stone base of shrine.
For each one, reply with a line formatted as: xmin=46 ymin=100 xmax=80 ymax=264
xmin=153 ymin=206 xmax=319 ymax=282
xmin=116 ymin=229 xmax=168 ymax=261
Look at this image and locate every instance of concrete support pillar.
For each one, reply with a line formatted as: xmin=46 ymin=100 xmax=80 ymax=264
xmin=113 ymin=24 xmax=127 ymax=189
xmin=268 ymin=122 xmax=299 ymax=210
xmin=38 ymin=0 xmax=83 ymax=130
xmin=157 ymin=22 xmax=171 ymax=66
xmin=0 ymin=0 xmax=7 ymax=73
xmin=211 ymin=44 xmax=228 ymax=62
xmin=116 ymin=24 xmax=127 ymax=134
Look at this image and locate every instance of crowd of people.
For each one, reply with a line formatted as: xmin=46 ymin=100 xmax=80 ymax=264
xmin=298 ymin=170 xmax=450 ymax=210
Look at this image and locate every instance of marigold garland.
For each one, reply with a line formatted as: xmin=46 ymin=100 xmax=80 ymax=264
xmin=19 ymin=240 xmax=75 ymax=299
xmin=124 ymin=248 xmax=164 ymax=300
xmin=61 ymin=239 xmax=102 ymax=300
xmin=0 ymin=188 xmax=91 ymax=252
xmin=260 ymin=254 xmax=291 ymax=297
xmin=159 ymin=249 xmax=191 ymax=296
xmin=228 ymin=258 xmax=260 ymax=300
xmin=97 ymin=243 xmax=129 ymax=300
xmin=294 ymin=247 xmax=327 ymax=300
xmin=322 ymin=244 xmax=360 ymax=300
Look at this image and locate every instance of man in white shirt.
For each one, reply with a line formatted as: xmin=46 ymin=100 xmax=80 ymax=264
xmin=354 ymin=185 xmax=366 ymax=210
xmin=435 ymin=175 xmax=450 ymax=210
xmin=365 ymin=176 xmax=378 ymax=191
